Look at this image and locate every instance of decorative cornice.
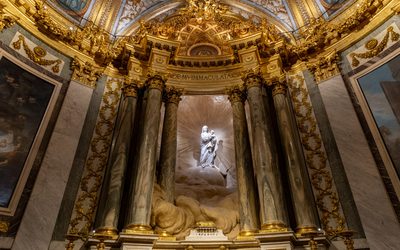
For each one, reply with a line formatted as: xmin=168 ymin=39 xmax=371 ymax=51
xmin=163 ymin=85 xmax=184 ymax=105
xmin=240 ymin=68 xmax=265 ymax=89
xmin=145 ymin=68 xmax=169 ymax=91
xmin=122 ymin=76 xmax=143 ymax=98
xmin=306 ymin=50 xmax=340 ymax=83
xmin=266 ymin=74 xmax=287 ymax=96
xmin=0 ymin=1 xmax=19 ymax=32
xmin=71 ymin=56 xmax=105 ymax=87
xmin=0 ymin=221 xmax=10 ymax=232
xmin=226 ymin=84 xmax=246 ymax=103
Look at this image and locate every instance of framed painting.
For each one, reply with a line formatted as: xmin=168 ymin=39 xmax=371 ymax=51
xmin=350 ymin=47 xmax=400 ymax=198
xmin=0 ymin=49 xmax=62 ymax=216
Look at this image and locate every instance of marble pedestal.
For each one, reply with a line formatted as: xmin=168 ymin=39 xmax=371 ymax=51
xmin=119 ymin=233 xmax=159 ymax=250
xmin=256 ymin=231 xmax=330 ymax=250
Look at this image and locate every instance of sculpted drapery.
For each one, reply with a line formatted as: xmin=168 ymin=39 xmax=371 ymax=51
xmin=199 ymin=125 xmax=219 ymax=170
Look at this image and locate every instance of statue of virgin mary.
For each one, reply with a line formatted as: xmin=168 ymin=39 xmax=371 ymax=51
xmin=199 ymin=125 xmax=219 ymax=169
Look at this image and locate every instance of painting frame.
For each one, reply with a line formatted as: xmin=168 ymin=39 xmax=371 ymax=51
xmin=0 ymin=48 xmax=62 ymax=216
xmin=349 ymin=46 xmax=400 ymax=199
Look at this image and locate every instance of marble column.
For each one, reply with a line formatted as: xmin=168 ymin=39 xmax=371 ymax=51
xmin=157 ymin=86 xmax=183 ymax=204
xmin=226 ymin=84 xmax=260 ymax=236
xmin=242 ymin=70 xmax=287 ymax=232
xmin=268 ymin=75 xmax=318 ymax=235
xmin=125 ymin=72 xmax=167 ymax=232
xmin=95 ymin=78 xmax=143 ymax=236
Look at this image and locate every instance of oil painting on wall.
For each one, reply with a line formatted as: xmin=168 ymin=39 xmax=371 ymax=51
xmin=357 ymin=53 xmax=400 ymax=178
xmin=0 ymin=57 xmax=54 ymax=208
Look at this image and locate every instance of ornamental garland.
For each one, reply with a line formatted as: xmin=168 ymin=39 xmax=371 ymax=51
xmin=287 ymin=74 xmax=346 ymax=237
xmin=68 ymin=78 xmax=123 ymax=238
xmin=12 ymin=35 xmax=62 ymax=73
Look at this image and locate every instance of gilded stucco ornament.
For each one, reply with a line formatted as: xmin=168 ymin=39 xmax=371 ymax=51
xmin=350 ymin=26 xmax=399 ymax=67
xmin=145 ymin=68 xmax=169 ymax=90
xmin=122 ymin=76 xmax=143 ymax=98
xmin=240 ymin=68 xmax=264 ymax=89
xmin=163 ymin=85 xmax=184 ymax=105
xmin=306 ymin=50 xmax=340 ymax=83
xmin=12 ymin=35 xmax=62 ymax=73
xmin=0 ymin=1 xmax=19 ymax=32
xmin=71 ymin=56 xmax=105 ymax=87
xmin=0 ymin=220 xmax=9 ymax=232
xmin=266 ymin=73 xmax=287 ymax=96
xmin=226 ymin=84 xmax=246 ymax=103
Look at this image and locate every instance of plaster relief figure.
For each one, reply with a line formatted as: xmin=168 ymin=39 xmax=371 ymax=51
xmin=199 ymin=125 xmax=219 ymax=170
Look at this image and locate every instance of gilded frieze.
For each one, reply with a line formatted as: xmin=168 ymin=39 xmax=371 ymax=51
xmin=11 ymin=33 xmax=64 ymax=74
xmin=68 ymin=77 xmax=123 ymax=237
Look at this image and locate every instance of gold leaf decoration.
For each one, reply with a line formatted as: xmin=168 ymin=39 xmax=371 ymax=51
xmin=287 ymin=74 xmax=346 ymax=237
xmin=68 ymin=78 xmax=123 ymax=238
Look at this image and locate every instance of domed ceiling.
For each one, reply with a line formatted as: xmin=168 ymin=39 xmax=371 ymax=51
xmin=48 ymin=0 xmax=354 ymax=56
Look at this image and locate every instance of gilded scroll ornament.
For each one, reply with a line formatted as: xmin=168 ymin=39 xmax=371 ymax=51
xmin=0 ymin=1 xmax=19 ymax=32
xmin=307 ymin=50 xmax=340 ymax=83
xmin=12 ymin=35 xmax=62 ymax=73
xmin=71 ymin=56 xmax=104 ymax=87
xmin=122 ymin=76 xmax=143 ymax=98
xmin=287 ymin=74 xmax=345 ymax=237
xmin=163 ymin=85 xmax=184 ymax=105
xmin=350 ymin=26 xmax=399 ymax=67
xmin=69 ymin=78 xmax=123 ymax=237
xmin=226 ymin=84 xmax=246 ymax=103
xmin=0 ymin=221 xmax=9 ymax=232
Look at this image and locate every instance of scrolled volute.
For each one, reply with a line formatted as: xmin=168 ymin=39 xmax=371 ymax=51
xmin=241 ymin=68 xmax=265 ymax=89
xmin=145 ymin=68 xmax=170 ymax=90
xmin=306 ymin=50 xmax=339 ymax=83
xmin=122 ymin=76 xmax=143 ymax=97
xmin=266 ymin=74 xmax=287 ymax=96
xmin=71 ymin=56 xmax=105 ymax=87
xmin=226 ymin=84 xmax=246 ymax=103
xmin=163 ymin=86 xmax=184 ymax=105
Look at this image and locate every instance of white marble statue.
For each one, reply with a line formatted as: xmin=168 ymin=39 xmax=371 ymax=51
xmin=199 ymin=125 xmax=219 ymax=170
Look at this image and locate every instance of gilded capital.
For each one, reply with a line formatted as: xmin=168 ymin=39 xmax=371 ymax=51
xmin=306 ymin=50 xmax=340 ymax=83
xmin=123 ymin=76 xmax=143 ymax=98
xmin=163 ymin=86 xmax=184 ymax=105
xmin=241 ymin=68 xmax=265 ymax=89
xmin=266 ymin=74 xmax=287 ymax=96
xmin=226 ymin=84 xmax=246 ymax=103
xmin=71 ymin=56 xmax=104 ymax=87
xmin=145 ymin=68 xmax=169 ymax=91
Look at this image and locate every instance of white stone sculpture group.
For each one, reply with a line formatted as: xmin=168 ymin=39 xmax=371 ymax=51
xmin=199 ymin=125 xmax=219 ymax=170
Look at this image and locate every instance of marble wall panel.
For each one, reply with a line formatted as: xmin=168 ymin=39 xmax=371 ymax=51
xmin=318 ymin=74 xmax=400 ymax=249
xmin=0 ymin=40 xmax=69 ymax=241
xmin=11 ymin=80 xmax=93 ymax=250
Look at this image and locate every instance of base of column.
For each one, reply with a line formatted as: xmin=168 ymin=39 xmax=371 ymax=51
xmin=236 ymin=230 xmax=259 ymax=240
xmin=155 ymin=230 xmax=176 ymax=241
xmin=260 ymin=222 xmax=287 ymax=233
xmin=94 ymin=227 xmax=119 ymax=239
xmin=295 ymin=226 xmax=319 ymax=237
xmin=125 ymin=224 xmax=154 ymax=234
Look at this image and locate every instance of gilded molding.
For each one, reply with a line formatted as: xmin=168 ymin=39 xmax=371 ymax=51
xmin=393 ymin=1 xmax=400 ymax=16
xmin=71 ymin=56 xmax=104 ymax=87
xmin=0 ymin=1 xmax=19 ymax=32
xmin=12 ymin=35 xmax=62 ymax=73
xmin=226 ymin=84 xmax=247 ymax=103
xmin=350 ymin=26 xmax=399 ymax=67
xmin=287 ymin=74 xmax=345 ymax=237
xmin=163 ymin=85 xmax=184 ymax=105
xmin=69 ymin=78 xmax=123 ymax=237
xmin=0 ymin=220 xmax=10 ymax=232
xmin=241 ymin=68 xmax=265 ymax=89
xmin=122 ymin=76 xmax=143 ymax=98
xmin=306 ymin=50 xmax=340 ymax=83
xmin=266 ymin=74 xmax=288 ymax=96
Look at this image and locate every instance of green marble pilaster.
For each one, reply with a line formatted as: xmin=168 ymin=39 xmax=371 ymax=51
xmin=271 ymin=86 xmax=318 ymax=235
xmin=96 ymin=79 xmax=142 ymax=236
xmin=126 ymin=76 xmax=165 ymax=232
xmin=227 ymin=85 xmax=260 ymax=235
xmin=244 ymin=78 xmax=287 ymax=232
xmin=157 ymin=87 xmax=183 ymax=204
